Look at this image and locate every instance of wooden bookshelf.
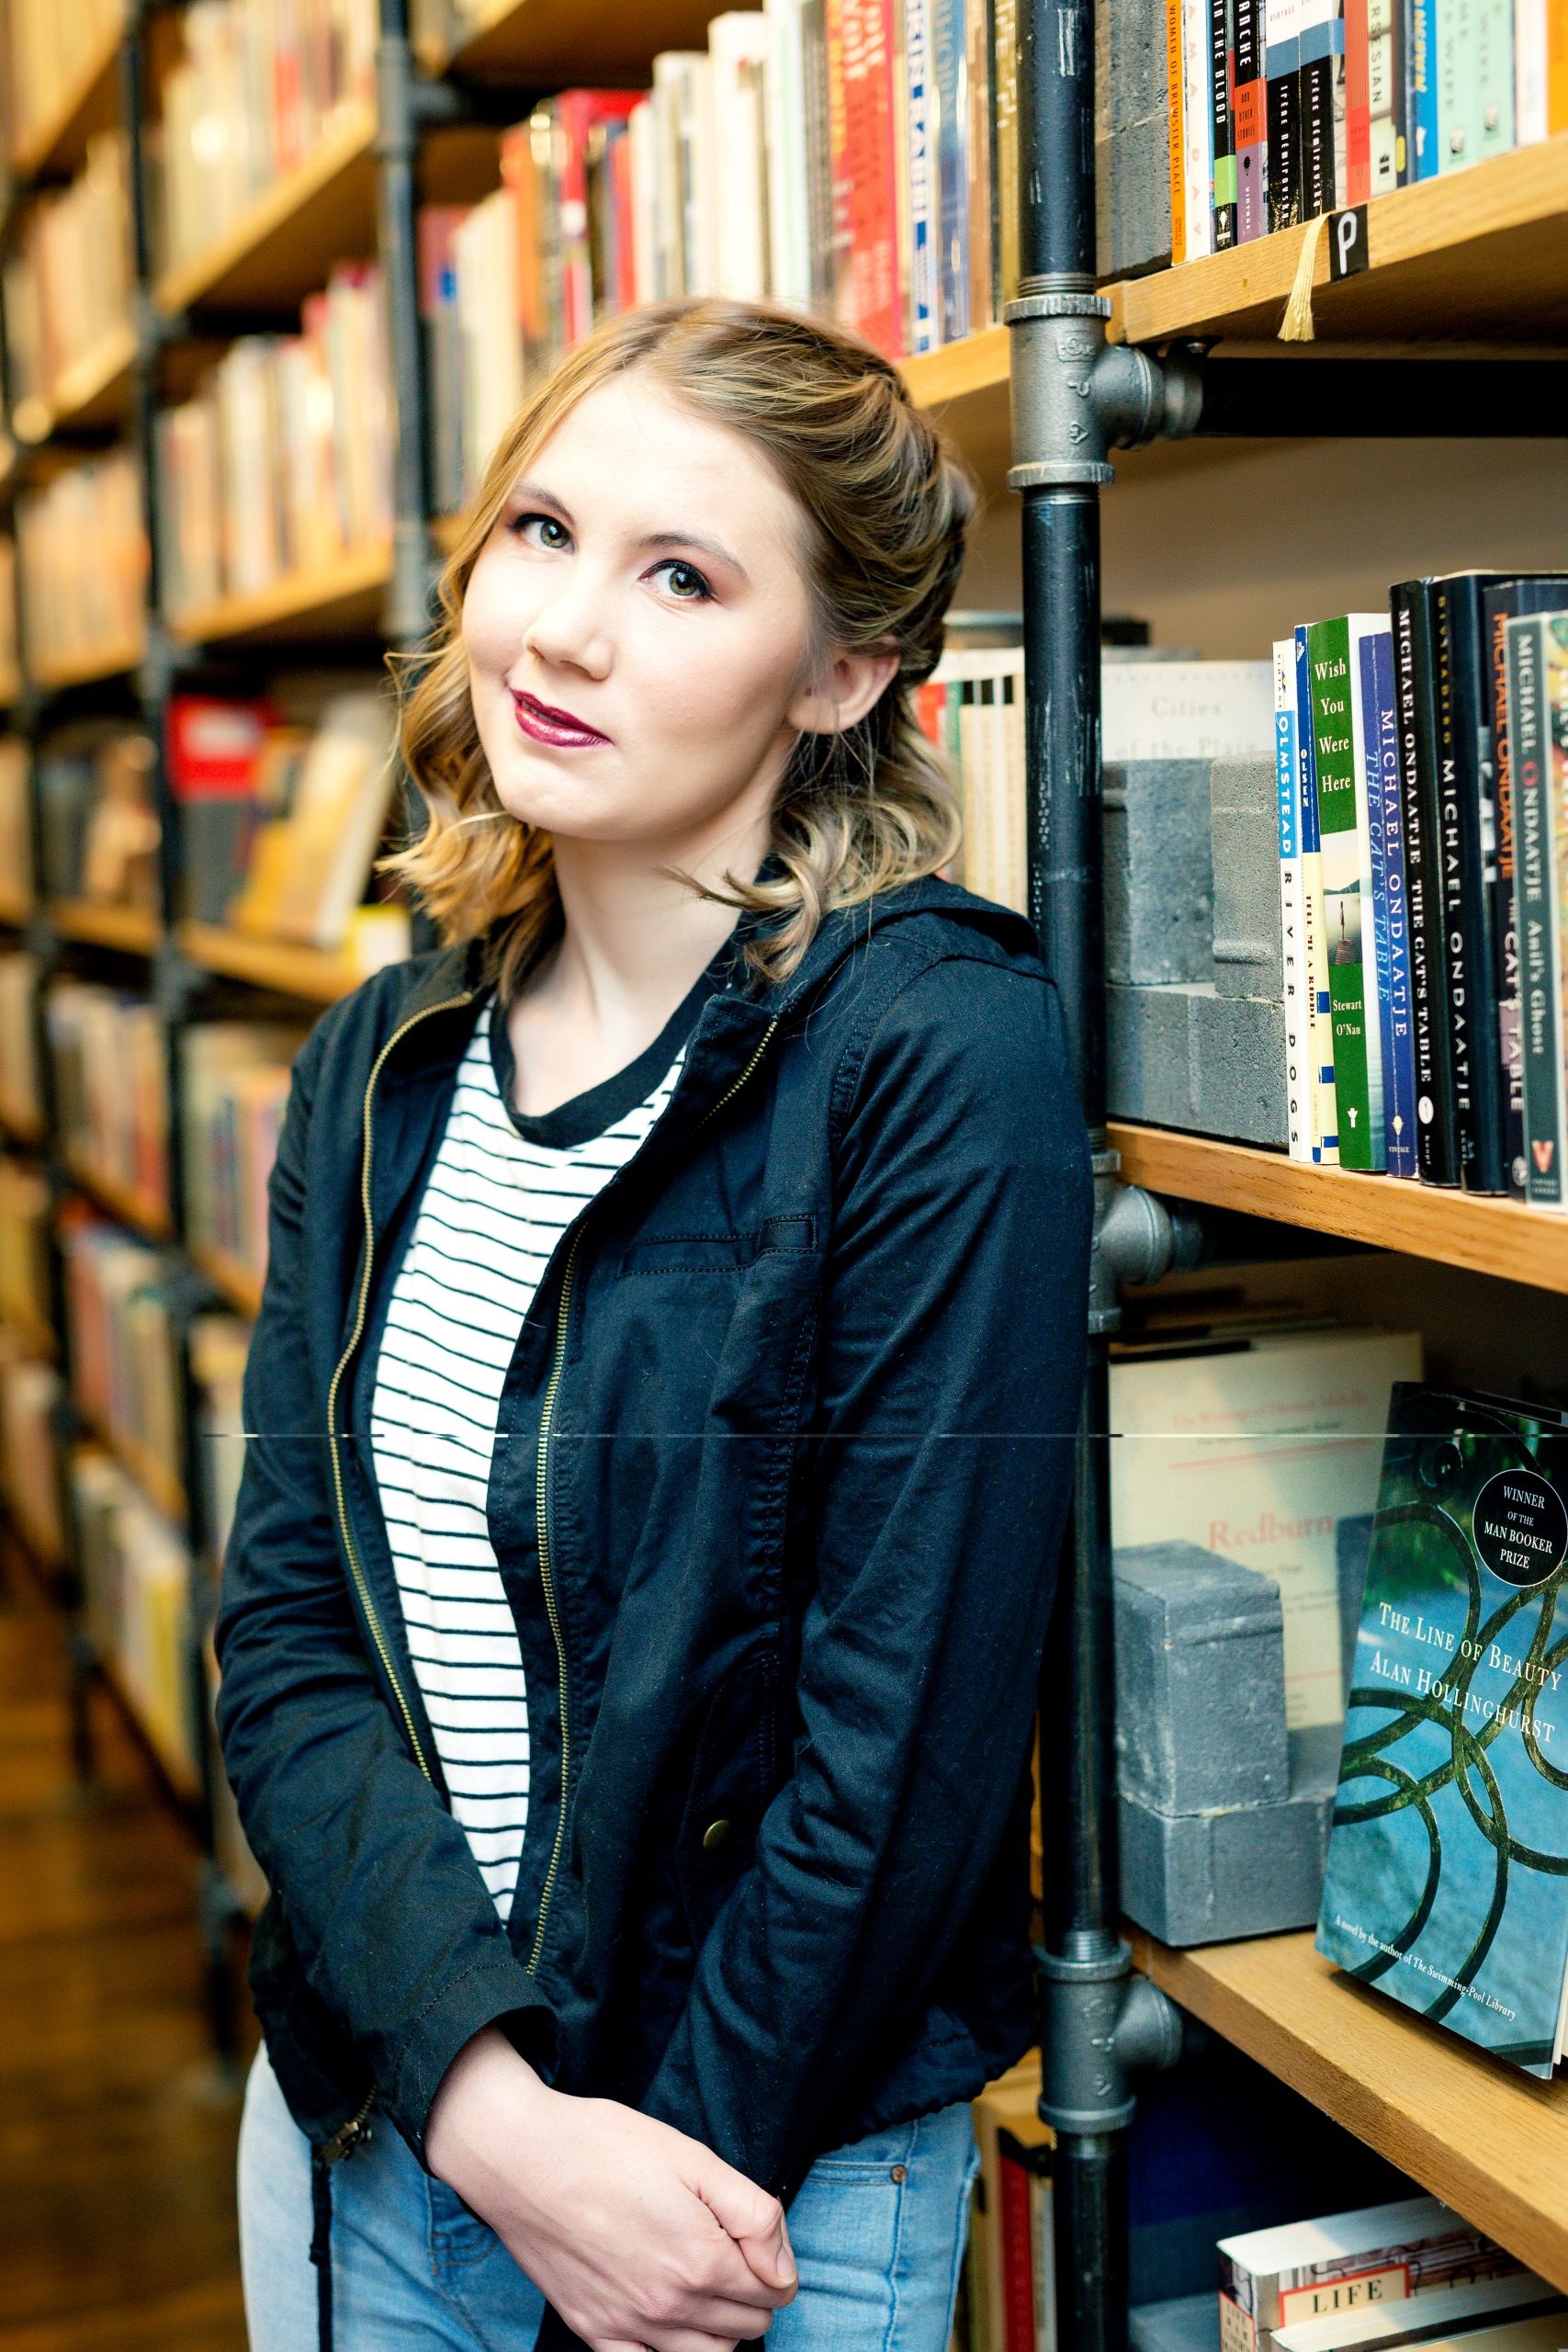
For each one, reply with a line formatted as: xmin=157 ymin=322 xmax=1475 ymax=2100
xmin=1130 ymin=1928 xmax=1568 ymax=2290
xmin=426 ymin=0 xmax=725 ymax=84
xmin=26 ymin=638 xmax=142 ymax=693
xmin=10 ymin=321 xmax=135 ymax=444
xmin=1111 ymin=133 xmax=1568 ymax=349
xmin=1109 ymin=1120 xmax=1568 ymax=1295
xmin=177 ymin=922 xmax=363 ymax=1004
xmin=7 ymin=16 xmax=123 ymax=186
xmin=74 ymin=1399 xmax=187 ymax=1531
xmin=61 ymin=1151 xmax=173 ymax=1246
xmin=186 ymin=1239 xmax=264 ymax=1322
xmin=94 ymin=1644 xmax=203 ymax=1802
xmin=166 ymin=542 xmax=392 ymax=648
xmin=49 ymin=898 xmax=158 ymax=956
xmin=152 ymin=98 xmax=378 ymax=317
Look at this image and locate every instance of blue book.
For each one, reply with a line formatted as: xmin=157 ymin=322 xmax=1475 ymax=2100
xmin=1317 ymin=1382 xmax=1568 ymax=2076
xmin=1360 ymin=628 xmax=1417 ymax=1179
xmin=1295 ymin=626 xmax=1338 ymax=1162
xmin=931 ymin=0 xmax=970 ymax=345
xmin=1408 ymin=0 xmax=1439 ymax=176
xmin=905 ymin=0 xmax=939 ymax=354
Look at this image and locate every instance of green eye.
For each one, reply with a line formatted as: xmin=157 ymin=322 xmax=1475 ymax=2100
xmin=661 ymin=560 xmax=711 ymax=601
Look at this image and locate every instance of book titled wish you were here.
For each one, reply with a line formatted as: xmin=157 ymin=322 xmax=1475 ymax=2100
xmin=1317 ymin=1382 xmax=1568 ymax=2073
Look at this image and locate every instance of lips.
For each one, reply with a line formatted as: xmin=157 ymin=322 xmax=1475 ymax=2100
xmin=510 ymin=688 xmax=611 ymax=749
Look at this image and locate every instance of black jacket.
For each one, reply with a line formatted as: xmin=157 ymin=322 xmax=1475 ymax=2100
xmin=215 ymin=878 xmax=1091 ymax=2217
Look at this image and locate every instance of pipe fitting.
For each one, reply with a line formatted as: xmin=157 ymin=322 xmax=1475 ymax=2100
xmin=1005 ymin=289 xmax=1205 ymax=487
xmin=1036 ymin=1941 xmax=1186 ymax=2134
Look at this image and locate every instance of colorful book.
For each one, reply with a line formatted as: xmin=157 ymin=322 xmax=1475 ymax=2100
xmin=1168 ymin=0 xmax=1190 ymax=261
xmin=1220 ymin=2192 xmax=1529 ymax=2352
xmin=1344 ymin=0 xmax=1371 ymax=198
xmin=1307 ymin=615 xmax=1386 ymax=1171
xmin=1212 ymin=0 xmax=1240 ymax=243
xmin=827 ymin=0 xmax=903 ymax=356
xmin=1266 ymin=0 xmax=1304 ymax=227
xmin=1298 ymin=0 xmax=1347 ymax=212
xmin=1359 ymin=627 xmax=1417 ymax=1177
xmin=904 ymin=0 xmax=938 ymax=348
xmin=1296 ymin=625 xmax=1340 ymax=1163
xmin=1235 ymin=0 xmax=1270 ymax=235
xmin=1317 ymin=1381 xmax=1568 ymax=2075
xmin=1185 ymin=0 xmax=1218 ymax=254
xmin=1367 ymin=0 xmax=1404 ymax=185
xmin=1432 ymin=572 xmax=1507 ymax=1193
xmin=1407 ymin=0 xmax=1440 ymax=173
xmin=1509 ymin=608 xmax=1568 ymax=1211
xmin=1390 ymin=580 xmax=1460 ymax=1185
xmin=1277 ymin=639 xmax=1311 ymax=1163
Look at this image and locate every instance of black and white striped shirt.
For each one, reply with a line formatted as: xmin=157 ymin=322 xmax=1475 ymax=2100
xmin=368 ymin=983 xmax=704 ymax=1920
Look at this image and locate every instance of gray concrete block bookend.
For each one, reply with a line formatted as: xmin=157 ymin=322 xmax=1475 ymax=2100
xmin=1114 ymin=1541 xmax=1339 ymax=1945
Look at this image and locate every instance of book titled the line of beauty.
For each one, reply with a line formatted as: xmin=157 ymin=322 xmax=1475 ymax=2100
xmin=1316 ymin=1380 xmax=1568 ymax=2074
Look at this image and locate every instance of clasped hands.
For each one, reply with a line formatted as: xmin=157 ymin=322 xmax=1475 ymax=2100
xmin=426 ymin=2025 xmax=798 ymax=2352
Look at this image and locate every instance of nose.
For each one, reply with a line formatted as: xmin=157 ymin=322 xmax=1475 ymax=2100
xmin=522 ymin=560 xmax=613 ymax=681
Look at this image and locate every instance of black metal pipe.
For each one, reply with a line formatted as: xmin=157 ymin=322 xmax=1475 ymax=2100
xmin=1019 ymin=0 xmax=1097 ymax=284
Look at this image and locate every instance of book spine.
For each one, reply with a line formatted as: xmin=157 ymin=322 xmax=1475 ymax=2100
xmin=1266 ymin=0 xmax=1303 ymax=227
xmin=1348 ymin=616 xmax=1390 ymax=1168
xmin=803 ymin=0 xmax=838 ymax=310
xmin=1298 ymin=0 xmax=1345 ymax=211
xmin=1473 ymin=0 xmax=1517 ymax=155
xmin=1392 ymin=583 xmax=1459 ymax=1182
xmin=1370 ymin=628 xmax=1419 ymax=1175
xmin=1235 ymin=0 xmax=1269 ymax=235
xmin=1517 ymin=0 xmax=1550 ymax=137
xmin=1168 ymin=0 xmax=1190 ymax=261
xmin=1551 ymin=0 xmax=1568 ymax=129
xmin=1408 ymin=0 xmax=1440 ymax=167
xmin=1510 ymin=614 xmax=1568 ymax=1207
xmin=993 ymin=0 xmax=1021 ymax=299
xmin=1368 ymin=0 xmax=1403 ymax=186
xmin=997 ymin=2147 xmax=1035 ymax=2352
xmin=1437 ymin=0 xmax=1467 ymax=164
xmin=1436 ymin=576 xmax=1507 ymax=1193
xmin=1276 ymin=639 xmax=1311 ymax=1163
xmin=1297 ymin=624 xmax=1340 ymax=1162
xmin=1185 ymin=0 xmax=1218 ymax=254
xmin=965 ymin=0 xmax=995 ymax=330
xmin=1485 ymin=585 xmax=1528 ymax=1199
xmin=1346 ymin=0 xmax=1372 ymax=197
xmin=832 ymin=0 xmax=903 ymax=355
xmin=931 ymin=0 xmax=970 ymax=338
xmin=1211 ymin=0 xmax=1238 ymax=244
xmin=1308 ymin=616 xmax=1378 ymax=1169
xmin=906 ymin=0 xmax=939 ymax=350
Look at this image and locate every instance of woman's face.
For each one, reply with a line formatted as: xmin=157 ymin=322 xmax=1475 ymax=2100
xmin=463 ymin=374 xmax=847 ymax=858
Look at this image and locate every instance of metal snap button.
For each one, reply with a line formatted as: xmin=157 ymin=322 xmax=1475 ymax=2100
xmin=890 ymin=2164 xmax=908 ymax=2183
xmin=702 ymin=1818 xmax=732 ymax=1852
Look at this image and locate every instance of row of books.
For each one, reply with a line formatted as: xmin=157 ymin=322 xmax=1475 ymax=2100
xmin=0 ymin=1156 xmax=51 ymax=1346
xmin=0 ymin=952 xmax=40 ymax=1137
xmin=3 ymin=131 xmax=132 ymax=437
xmin=0 ymin=0 xmax=123 ymax=169
xmin=914 ymin=646 xmax=1028 ymax=916
xmin=157 ymin=263 xmax=393 ymax=616
xmin=47 ymin=978 xmax=169 ymax=1217
xmin=37 ymin=723 xmax=159 ymax=911
xmin=181 ymin=1022 xmax=303 ymax=1290
xmin=0 ymin=1337 xmax=62 ymax=1565
xmin=151 ymin=0 xmax=378 ymax=279
xmin=15 ymin=454 xmax=145 ymax=683
xmin=1276 ymin=572 xmax=1568 ymax=1204
xmin=60 ymin=1205 xmax=185 ymax=1516
xmin=1168 ymin=0 xmax=1568 ymax=266
xmin=71 ymin=1445 xmax=197 ymax=1783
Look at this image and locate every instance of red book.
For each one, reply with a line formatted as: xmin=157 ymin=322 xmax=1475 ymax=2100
xmin=1345 ymin=0 xmax=1371 ymax=203
xmin=549 ymin=91 xmax=643 ymax=351
xmin=825 ymin=0 xmax=903 ymax=357
xmin=998 ymin=2146 xmax=1035 ymax=2352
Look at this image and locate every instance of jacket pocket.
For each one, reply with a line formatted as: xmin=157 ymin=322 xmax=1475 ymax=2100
xmin=675 ymin=1645 xmax=776 ymax=1948
xmin=619 ymin=1216 xmax=818 ymax=1276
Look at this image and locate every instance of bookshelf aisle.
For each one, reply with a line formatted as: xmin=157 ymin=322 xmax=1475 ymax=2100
xmin=0 ymin=0 xmax=1565 ymax=2342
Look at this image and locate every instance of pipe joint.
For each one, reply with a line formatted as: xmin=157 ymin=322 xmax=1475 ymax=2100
xmin=1036 ymin=1942 xmax=1186 ymax=2134
xmin=1005 ymin=293 xmax=1204 ymax=488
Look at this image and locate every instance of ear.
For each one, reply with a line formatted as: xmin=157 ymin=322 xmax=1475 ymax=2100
xmin=786 ymin=648 xmax=900 ymax=738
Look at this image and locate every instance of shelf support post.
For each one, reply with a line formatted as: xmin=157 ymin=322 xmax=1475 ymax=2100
xmin=1010 ymin=1 xmax=1190 ymax=2342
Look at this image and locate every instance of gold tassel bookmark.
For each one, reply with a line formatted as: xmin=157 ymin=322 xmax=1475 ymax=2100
xmin=1279 ymin=212 xmax=1331 ymax=343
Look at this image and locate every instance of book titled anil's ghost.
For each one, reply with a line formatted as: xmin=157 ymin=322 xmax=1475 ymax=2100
xmin=1316 ymin=1382 xmax=1568 ymax=2074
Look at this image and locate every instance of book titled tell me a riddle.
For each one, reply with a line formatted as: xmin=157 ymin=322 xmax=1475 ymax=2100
xmin=1316 ymin=1382 xmax=1568 ymax=2074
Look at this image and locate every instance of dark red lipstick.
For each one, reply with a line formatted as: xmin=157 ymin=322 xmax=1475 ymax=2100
xmin=511 ymin=688 xmax=611 ymax=749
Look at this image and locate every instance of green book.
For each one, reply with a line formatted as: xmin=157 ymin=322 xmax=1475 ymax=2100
xmin=1316 ymin=1381 xmax=1568 ymax=2075
xmin=1306 ymin=615 xmax=1386 ymax=1171
xmin=1509 ymin=610 xmax=1568 ymax=1209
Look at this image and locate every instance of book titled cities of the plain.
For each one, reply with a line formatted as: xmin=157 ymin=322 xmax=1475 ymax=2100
xmin=1316 ymin=1381 xmax=1568 ymax=2073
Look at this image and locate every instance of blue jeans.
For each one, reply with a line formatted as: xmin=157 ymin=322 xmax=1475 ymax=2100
xmin=239 ymin=2041 xmax=978 ymax=2351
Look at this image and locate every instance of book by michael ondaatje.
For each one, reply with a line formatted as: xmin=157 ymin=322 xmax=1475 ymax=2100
xmin=1316 ymin=1382 xmax=1568 ymax=2073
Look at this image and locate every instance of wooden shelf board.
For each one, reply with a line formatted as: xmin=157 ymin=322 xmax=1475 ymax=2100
xmin=12 ymin=321 xmax=136 ymax=443
xmin=177 ymin=921 xmax=362 ymax=1003
xmin=902 ymin=325 xmax=1012 ymax=481
xmin=187 ymin=1238 xmax=263 ymax=1321
xmin=27 ymin=638 xmax=143 ymax=694
xmin=62 ymin=1150 xmax=173 ymax=1244
xmin=1131 ymin=1928 xmax=1568 ymax=2290
xmin=429 ymin=0 xmax=723 ymax=82
xmin=152 ymin=101 xmax=378 ymax=317
xmin=167 ymin=542 xmax=391 ymax=646
xmin=8 ymin=17 xmax=123 ymax=185
xmin=1109 ymin=1120 xmax=1568 ymax=1295
xmin=1111 ymin=133 xmax=1568 ymax=348
xmin=48 ymin=897 xmax=159 ymax=955
xmin=0 ymin=893 xmax=35 ymax=928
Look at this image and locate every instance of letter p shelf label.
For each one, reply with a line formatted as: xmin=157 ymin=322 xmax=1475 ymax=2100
xmin=1328 ymin=205 xmax=1371 ymax=280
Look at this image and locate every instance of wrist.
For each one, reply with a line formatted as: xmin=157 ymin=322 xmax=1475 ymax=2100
xmin=425 ymin=2024 xmax=554 ymax=2190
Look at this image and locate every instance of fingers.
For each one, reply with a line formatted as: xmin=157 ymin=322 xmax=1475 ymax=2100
xmin=734 ymin=2210 xmax=796 ymax=2301
xmin=691 ymin=2149 xmax=785 ymax=2255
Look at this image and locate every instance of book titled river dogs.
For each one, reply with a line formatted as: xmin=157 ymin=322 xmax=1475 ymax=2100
xmin=1316 ymin=1381 xmax=1568 ymax=2072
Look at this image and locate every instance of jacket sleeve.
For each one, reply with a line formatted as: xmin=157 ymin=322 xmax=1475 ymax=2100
xmin=638 ymin=952 xmax=1092 ymax=2191
xmin=213 ymin=1015 xmax=556 ymax=2160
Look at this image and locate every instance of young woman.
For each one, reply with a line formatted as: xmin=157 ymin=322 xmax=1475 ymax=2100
xmin=219 ymin=298 xmax=1092 ymax=2352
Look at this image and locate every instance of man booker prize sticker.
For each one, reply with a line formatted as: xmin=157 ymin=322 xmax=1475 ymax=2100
xmin=1473 ymin=1467 xmax=1568 ymax=1589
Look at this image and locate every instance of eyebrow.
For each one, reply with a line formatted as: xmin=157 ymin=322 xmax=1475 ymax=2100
xmin=505 ymin=480 xmax=749 ymax=582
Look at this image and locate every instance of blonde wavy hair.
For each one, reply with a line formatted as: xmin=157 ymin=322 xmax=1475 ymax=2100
xmin=382 ymin=298 xmax=976 ymax=996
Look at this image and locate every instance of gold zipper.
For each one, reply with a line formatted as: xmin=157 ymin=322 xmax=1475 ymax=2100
xmin=320 ymin=2085 xmax=376 ymax=2164
xmin=523 ymin=1012 xmax=779 ymax=1976
xmin=325 ymin=989 xmax=475 ymax=1787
